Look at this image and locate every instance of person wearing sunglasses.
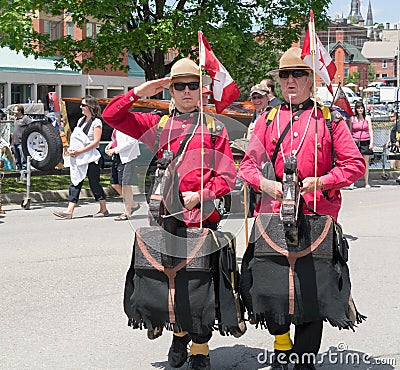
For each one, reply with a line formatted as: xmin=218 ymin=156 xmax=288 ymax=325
xmin=53 ymin=95 xmax=109 ymax=219
xmin=239 ymin=47 xmax=366 ymax=370
xmin=246 ymin=83 xmax=271 ymax=217
xmin=247 ymin=83 xmax=271 ymax=139
xmin=349 ymin=101 xmax=374 ymax=189
xmin=103 ymin=58 xmax=237 ymax=370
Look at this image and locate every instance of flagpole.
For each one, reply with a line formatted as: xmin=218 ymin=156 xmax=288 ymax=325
xmin=310 ymin=10 xmax=318 ymax=212
xmin=198 ymin=31 xmax=205 ymax=228
xmin=330 ymin=81 xmax=341 ymax=109
xmin=243 ymin=183 xmax=249 ymax=248
xmin=87 ymin=74 xmax=91 ymax=95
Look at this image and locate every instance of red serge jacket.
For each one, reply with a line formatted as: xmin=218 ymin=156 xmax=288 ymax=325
xmin=103 ymin=91 xmax=236 ymax=227
xmin=239 ymin=103 xmax=366 ymax=221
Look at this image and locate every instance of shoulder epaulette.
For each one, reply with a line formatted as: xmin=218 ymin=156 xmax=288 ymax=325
xmin=205 ymin=114 xmax=214 ymax=131
xmin=319 ymin=104 xmax=332 ymax=122
xmin=157 ymin=114 xmax=169 ymax=130
xmin=266 ymin=106 xmax=280 ymax=127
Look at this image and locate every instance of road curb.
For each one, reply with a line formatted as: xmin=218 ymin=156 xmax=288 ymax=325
xmin=0 ymin=187 xmax=121 ymax=205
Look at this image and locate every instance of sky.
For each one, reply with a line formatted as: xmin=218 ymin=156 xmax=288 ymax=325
xmin=328 ymin=0 xmax=400 ymax=25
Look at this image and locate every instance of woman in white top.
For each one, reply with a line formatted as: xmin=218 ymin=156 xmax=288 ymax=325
xmin=53 ymin=95 xmax=108 ymax=219
xmin=105 ymin=129 xmax=141 ymax=221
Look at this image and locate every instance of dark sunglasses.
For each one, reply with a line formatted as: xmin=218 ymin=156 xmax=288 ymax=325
xmin=173 ymin=82 xmax=200 ymax=91
xmin=279 ymin=70 xmax=309 ymax=79
xmin=251 ymin=95 xmax=265 ymax=101
xmin=80 ymin=103 xmax=88 ymax=107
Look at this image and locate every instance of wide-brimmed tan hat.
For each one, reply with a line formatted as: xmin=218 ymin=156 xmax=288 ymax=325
xmin=250 ymin=83 xmax=270 ymax=97
xmin=166 ymin=58 xmax=212 ymax=87
xmin=269 ymin=47 xmax=312 ymax=76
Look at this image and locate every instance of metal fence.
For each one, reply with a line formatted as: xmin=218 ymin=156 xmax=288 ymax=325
xmin=0 ymin=120 xmax=12 ymax=146
xmin=370 ymin=118 xmax=393 ymax=169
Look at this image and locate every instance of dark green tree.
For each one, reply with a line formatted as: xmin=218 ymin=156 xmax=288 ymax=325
xmin=0 ymin=0 xmax=330 ymax=90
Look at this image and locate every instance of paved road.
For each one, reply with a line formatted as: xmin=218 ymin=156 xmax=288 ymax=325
xmin=1 ymin=184 xmax=399 ymax=369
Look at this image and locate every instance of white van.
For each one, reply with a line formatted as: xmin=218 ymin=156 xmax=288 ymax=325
xmin=316 ymin=86 xmax=360 ymax=105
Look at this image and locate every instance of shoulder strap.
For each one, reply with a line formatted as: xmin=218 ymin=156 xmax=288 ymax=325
xmin=175 ymin=121 xmax=198 ymax=158
xmin=79 ymin=117 xmax=93 ymax=136
xmin=153 ymin=115 xmax=170 ymax=156
xmin=154 ymin=114 xmax=219 ymax=156
xmin=270 ymin=108 xmax=304 ymax=166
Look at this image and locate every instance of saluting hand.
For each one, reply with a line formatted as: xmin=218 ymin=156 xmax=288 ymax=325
xmin=134 ymin=77 xmax=171 ymax=98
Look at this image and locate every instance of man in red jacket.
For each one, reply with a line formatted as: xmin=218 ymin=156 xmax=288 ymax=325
xmin=103 ymin=58 xmax=236 ymax=370
xmin=239 ymin=47 xmax=366 ymax=370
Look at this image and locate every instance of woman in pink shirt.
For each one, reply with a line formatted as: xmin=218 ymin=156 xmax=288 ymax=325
xmin=351 ymin=101 xmax=374 ymax=188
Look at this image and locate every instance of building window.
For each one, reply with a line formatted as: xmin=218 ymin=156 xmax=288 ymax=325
xmin=382 ymin=60 xmax=387 ymax=68
xmin=44 ymin=20 xmax=50 ymax=35
xmin=382 ymin=73 xmax=388 ymax=78
xmin=96 ymin=24 xmax=101 ymax=36
xmin=66 ymin=22 xmax=74 ymax=38
xmin=344 ymin=68 xmax=349 ymax=78
xmin=344 ymin=54 xmax=349 ymax=63
xmin=86 ymin=22 xmax=95 ymax=39
xmin=44 ymin=20 xmax=61 ymax=40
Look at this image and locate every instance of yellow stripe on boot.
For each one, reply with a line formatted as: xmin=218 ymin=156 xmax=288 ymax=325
xmin=274 ymin=331 xmax=293 ymax=351
xmin=189 ymin=342 xmax=209 ymax=356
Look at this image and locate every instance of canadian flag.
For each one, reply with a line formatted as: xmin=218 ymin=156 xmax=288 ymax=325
xmin=301 ymin=10 xmax=337 ymax=95
xmin=198 ymin=31 xmax=240 ymax=113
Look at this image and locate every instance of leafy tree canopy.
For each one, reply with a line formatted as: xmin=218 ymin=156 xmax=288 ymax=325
xmin=0 ymin=0 xmax=331 ymax=95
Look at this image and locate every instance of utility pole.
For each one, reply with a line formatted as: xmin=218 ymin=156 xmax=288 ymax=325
xmin=397 ymin=27 xmax=400 ymax=118
xmin=397 ymin=28 xmax=399 ymax=91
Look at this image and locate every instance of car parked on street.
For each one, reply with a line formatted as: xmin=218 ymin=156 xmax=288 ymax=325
xmin=367 ymin=94 xmax=380 ymax=104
